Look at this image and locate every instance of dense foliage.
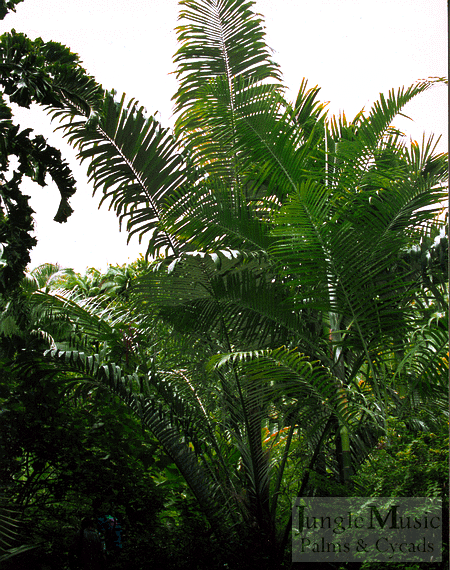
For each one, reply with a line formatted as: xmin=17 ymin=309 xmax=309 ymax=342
xmin=0 ymin=0 xmax=448 ymax=569
xmin=0 ymin=17 xmax=97 ymax=292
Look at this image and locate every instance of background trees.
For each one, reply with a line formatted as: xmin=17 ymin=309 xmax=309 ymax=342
xmin=0 ymin=22 xmax=99 ymax=294
xmin=0 ymin=0 xmax=448 ymax=568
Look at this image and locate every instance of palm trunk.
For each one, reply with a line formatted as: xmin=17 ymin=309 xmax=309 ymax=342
xmin=329 ymin=311 xmax=353 ymax=484
xmin=274 ymin=416 xmax=335 ymax=569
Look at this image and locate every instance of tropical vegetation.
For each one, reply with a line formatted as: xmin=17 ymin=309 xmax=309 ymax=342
xmin=0 ymin=0 xmax=448 ymax=568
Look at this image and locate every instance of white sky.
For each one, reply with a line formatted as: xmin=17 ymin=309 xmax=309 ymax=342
xmin=1 ymin=0 xmax=448 ymax=273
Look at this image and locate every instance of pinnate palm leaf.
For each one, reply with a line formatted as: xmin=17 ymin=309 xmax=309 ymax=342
xmin=29 ymin=290 xmax=114 ymax=348
xmin=132 ymin=251 xmax=307 ymax=352
xmin=174 ymin=0 xmax=283 ymax=189
xmin=56 ymin=91 xmax=186 ymax=257
xmin=174 ymin=0 xmax=281 ymax=119
xmin=393 ymin=315 xmax=448 ymax=401
xmin=0 ymin=497 xmax=41 ymax=562
xmin=326 ymin=79 xmax=447 ymax=192
xmin=231 ymin=78 xmax=327 ymax=199
xmin=161 ymin=175 xmax=275 ymax=253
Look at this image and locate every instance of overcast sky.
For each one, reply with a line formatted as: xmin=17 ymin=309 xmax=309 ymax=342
xmin=2 ymin=0 xmax=448 ymax=272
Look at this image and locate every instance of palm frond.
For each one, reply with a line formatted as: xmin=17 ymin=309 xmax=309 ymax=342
xmin=0 ymin=499 xmax=22 ymax=552
xmin=208 ymin=347 xmax=358 ymax=427
xmin=25 ymin=263 xmax=73 ymax=293
xmin=174 ymin=0 xmax=281 ymax=121
xmin=0 ymin=543 xmax=42 ymax=563
xmin=55 ymin=91 xmax=186 ymax=257
xmin=393 ymin=314 xmax=449 ymax=401
xmin=328 ymin=79 xmax=442 ymax=146
xmin=0 ymin=497 xmax=40 ymax=562
xmin=326 ymin=79 xmax=447 ymax=193
xmin=270 ymin=130 xmax=447 ymax=360
xmin=174 ymin=0 xmax=283 ymax=189
xmin=131 ymin=251 xmax=313 ymax=353
xmin=292 ymin=78 xmax=329 ymax=134
xmin=28 ymin=289 xmax=128 ymax=358
xmin=232 ymin=79 xmax=325 ymax=199
xmin=161 ymin=178 xmax=273 ymax=253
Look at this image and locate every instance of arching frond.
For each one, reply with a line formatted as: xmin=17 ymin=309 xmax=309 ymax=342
xmin=54 ymin=92 xmax=187 ymax=257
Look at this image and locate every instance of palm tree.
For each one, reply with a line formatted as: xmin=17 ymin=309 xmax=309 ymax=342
xmin=2 ymin=0 xmax=448 ymax=567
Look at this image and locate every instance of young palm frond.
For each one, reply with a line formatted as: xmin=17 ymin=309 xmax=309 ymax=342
xmin=174 ymin=0 xmax=282 ymax=134
xmin=326 ymin=79 xmax=447 ymax=196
